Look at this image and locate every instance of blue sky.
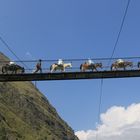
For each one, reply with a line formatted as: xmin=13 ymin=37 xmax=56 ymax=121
xmin=1 ymin=0 xmax=140 ymax=139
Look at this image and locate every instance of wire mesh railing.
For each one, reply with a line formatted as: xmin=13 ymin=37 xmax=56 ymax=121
xmin=0 ymin=57 xmax=140 ymax=74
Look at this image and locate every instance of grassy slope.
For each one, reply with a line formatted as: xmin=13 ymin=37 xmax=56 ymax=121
xmin=0 ymin=52 xmax=79 ymax=140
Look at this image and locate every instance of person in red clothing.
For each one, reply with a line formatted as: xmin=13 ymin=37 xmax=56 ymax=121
xmin=33 ymin=59 xmax=42 ymax=73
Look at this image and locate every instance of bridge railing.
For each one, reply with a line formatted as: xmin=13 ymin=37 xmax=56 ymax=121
xmin=0 ymin=57 xmax=140 ymax=74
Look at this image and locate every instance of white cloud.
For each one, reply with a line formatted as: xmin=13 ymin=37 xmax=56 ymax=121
xmin=76 ymin=103 xmax=140 ymax=140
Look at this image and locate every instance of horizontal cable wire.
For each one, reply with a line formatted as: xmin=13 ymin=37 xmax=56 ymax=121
xmin=0 ymin=56 xmax=140 ymax=63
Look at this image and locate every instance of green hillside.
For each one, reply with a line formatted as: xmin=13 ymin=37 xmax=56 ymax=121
xmin=0 ymin=52 xmax=79 ymax=140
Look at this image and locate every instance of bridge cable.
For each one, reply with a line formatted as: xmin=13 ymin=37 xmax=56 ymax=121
xmin=96 ymin=1 xmax=131 ymax=140
xmin=0 ymin=55 xmax=139 ymax=64
xmin=0 ymin=35 xmax=29 ymax=69
xmin=108 ymin=0 xmax=131 ymax=66
xmin=96 ymin=78 xmax=103 ymax=140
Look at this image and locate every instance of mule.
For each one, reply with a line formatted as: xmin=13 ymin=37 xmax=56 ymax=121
xmin=111 ymin=61 xmax=133 ymax=71
xmin=2 ymin=64 xmax=25 ymax=74
xmin=80 ymin=63 xmax=102 ymax=72
xmin=50 ymin=63 xmax=72 ymax=72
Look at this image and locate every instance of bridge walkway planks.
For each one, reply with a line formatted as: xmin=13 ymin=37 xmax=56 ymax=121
xmin=0 ymin=70 xmax=140 ymax=82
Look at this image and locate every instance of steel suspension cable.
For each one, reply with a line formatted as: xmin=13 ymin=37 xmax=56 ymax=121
xmin=96 ymin=79 xmax=103 ymax=140
xmin=108 ymin=0 xmax=131 ymax=66
xmin=0 ymin=55 xmax=138 ymax=64
xmin=0 ymin=35 xmax=29 ymax=69
xmin=96 ymin=1 xmax=131 ymax=140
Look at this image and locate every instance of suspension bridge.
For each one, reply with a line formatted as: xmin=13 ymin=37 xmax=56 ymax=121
xmin=0 ymin=0 xmax=134 ymax=82
xmin=0 ymin=57 xmax=140 ymax=82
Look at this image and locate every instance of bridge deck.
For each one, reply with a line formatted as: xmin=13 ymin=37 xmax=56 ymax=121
xmin=0 ymin=70 xmax=140 ymax=82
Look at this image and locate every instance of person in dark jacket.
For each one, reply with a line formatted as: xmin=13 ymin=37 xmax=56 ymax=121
xmin=33 ymin=59 xmax=42 ymax=73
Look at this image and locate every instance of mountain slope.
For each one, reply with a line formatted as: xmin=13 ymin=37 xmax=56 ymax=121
xmin=0 ymin=52 xmax=79 ymax=140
